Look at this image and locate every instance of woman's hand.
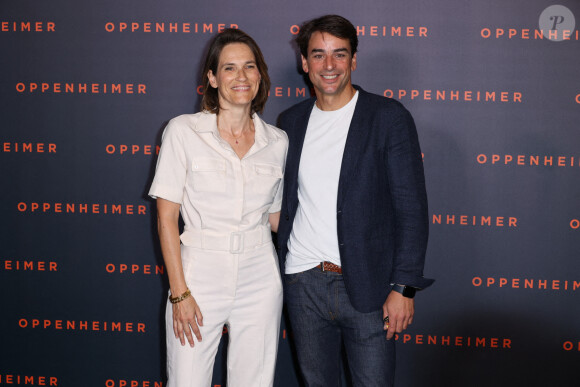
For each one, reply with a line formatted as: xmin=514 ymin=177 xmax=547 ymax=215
xmin=172 ymin=295 xmax=204 ymax=347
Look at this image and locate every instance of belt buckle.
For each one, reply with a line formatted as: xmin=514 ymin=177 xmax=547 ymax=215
xmin=229 ymin=232 xmax=244 ymax=254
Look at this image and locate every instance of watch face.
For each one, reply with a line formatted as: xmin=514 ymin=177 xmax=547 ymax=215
xmin=393 ymin=284 xmax=416 ymax=298
xmin=402 ymin=286 xmax=416 ymax=298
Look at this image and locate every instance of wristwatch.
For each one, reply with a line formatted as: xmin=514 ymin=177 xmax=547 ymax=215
xmin=392 ymin=284 xmax=416 ymax=298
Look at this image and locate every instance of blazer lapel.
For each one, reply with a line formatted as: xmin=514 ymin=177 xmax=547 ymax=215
xmin=337 ymin=89 xmax=371 ymax=208
xmin=285 ymin=99 xmax=315 ymax=214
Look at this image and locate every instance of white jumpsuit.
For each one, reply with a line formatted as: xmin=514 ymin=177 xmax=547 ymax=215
xmin=149 ymin=111 xmax=288 ymax=387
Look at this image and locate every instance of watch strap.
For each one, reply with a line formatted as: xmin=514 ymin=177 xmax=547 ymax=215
xmin=392 ymin=284 xmax=416 ymax=298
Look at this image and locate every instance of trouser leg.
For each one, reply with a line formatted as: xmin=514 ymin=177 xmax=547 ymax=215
xmin=336 ymin=278 xmax=395 ymax=387
xmin=165 ymin=299 xmax=226 ymax=387
xmin=166 ymin=247 xmax=234 ymax=387
xmin=227 ymin=244 xmax=283 ymax=387
xmin=285 ymin=269 xmax=343 ymax=387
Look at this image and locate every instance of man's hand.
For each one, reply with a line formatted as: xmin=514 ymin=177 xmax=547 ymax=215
xmin=383 ymin=290 xmax=414 ymax=340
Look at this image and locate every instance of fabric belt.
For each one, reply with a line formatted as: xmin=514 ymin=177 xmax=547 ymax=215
xmin=180 ymin=226 xmax=271 ymax=254
xmin=315 ymin=261 xmax=342 ymax=274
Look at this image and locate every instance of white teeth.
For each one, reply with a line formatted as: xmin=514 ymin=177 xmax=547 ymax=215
xmin=322 ymin=75 xmax=338 ymax=79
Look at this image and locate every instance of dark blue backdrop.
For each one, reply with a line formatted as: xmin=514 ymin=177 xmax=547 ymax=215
xmin=1 ymin=1 xmax=579 ymax=386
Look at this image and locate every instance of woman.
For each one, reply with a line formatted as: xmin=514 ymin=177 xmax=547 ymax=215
xmin=149 ymin=29 xmax=287 ymax=387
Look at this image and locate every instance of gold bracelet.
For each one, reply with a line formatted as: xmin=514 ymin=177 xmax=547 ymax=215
xmin=169 ymin=288 xmax=191 ymax=304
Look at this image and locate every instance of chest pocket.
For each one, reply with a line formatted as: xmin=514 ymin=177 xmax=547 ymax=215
xmin=191 ymin=158 xmax=227 ymax=193
xmin=251 ymin=162 xmax=283 ymax=198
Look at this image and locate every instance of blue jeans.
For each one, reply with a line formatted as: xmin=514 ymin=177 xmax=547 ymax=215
xmin=285 ymin=267 xmax=395 ymax=387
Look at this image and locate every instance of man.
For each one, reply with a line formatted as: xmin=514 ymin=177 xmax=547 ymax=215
xmin=277 ymin=15 xmax=434 ymax=386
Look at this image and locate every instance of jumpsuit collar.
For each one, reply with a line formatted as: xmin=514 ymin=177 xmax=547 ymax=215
xmin=193 ymin=111 xmax=278 ymax=157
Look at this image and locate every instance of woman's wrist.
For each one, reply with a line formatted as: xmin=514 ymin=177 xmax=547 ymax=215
xmin=169 ymin=288 xmax=191 ymax=304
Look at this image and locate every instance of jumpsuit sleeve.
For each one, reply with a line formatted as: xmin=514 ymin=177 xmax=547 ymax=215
xmin=268 ymin=129 xmax=288 ymax=213
xmin=148 ymin=121 xmax=187 ymax=204
xmin=268 ymin=178 xmax=283 ymax=213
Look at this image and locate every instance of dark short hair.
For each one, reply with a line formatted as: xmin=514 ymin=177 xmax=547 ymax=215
xmin=296 ymin=15 xmax=358 ymax=58
xmin=201 ymin=28 xmax=270 ymax=115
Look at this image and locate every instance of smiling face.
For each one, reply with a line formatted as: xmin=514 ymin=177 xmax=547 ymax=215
xmin=208 ymin=43 xmax=261 ymax=111
xmin=301 ymin=31 xmax=357 ymax=109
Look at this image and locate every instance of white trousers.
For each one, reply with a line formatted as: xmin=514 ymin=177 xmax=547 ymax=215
xmin=166 ymin=239 xmax=283 ymax=387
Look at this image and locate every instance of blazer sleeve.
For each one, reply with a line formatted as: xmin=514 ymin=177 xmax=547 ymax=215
xmin=385 ymin=106 xmax=434 ymax=289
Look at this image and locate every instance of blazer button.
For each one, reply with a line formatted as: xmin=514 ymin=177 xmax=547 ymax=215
xmin=285 ymin=215 xmax=289 ymax=220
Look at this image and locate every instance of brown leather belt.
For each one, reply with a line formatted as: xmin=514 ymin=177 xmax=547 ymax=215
xmin=316 ymin=261 xmax=342 ymax=274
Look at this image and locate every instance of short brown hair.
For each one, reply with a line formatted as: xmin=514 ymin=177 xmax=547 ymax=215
xmin=201 ymin=28 xmax=270 ymax=115
xmin=296 ymin=15 xmax=358 ymax=58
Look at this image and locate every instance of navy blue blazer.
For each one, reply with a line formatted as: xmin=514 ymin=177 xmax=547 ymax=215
xmin=277 ymin=86 xmax=434 ymax=313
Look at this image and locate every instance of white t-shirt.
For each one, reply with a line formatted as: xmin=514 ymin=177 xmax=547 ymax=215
xmin=285 ymin=92 xmax=359 ymax=274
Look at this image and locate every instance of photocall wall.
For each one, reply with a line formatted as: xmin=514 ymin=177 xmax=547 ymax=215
xmin=1 ymin=0 xmax=579 ymax=386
